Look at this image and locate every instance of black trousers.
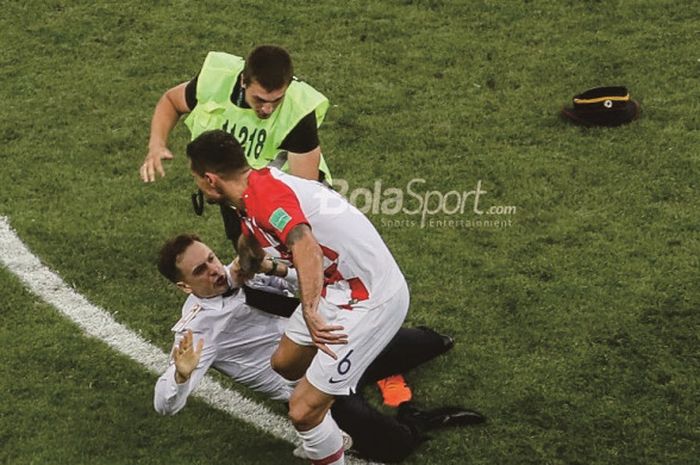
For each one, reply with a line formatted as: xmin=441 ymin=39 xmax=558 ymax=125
xmin=331 ymin=327 xmax=452 ymax=463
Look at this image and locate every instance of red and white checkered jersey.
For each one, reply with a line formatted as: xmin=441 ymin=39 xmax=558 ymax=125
xmin=240 ymin=168 xmax=405 ymax=309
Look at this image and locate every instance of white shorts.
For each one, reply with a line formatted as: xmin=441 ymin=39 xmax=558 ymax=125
xmin=285 ymin=280 xmax=409 ymax=395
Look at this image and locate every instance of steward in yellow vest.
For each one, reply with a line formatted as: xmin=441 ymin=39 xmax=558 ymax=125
xmin=140 ymin=45 xmax=332 ymax=247
xmin=184 ymin=51 xmax=332 ymax=183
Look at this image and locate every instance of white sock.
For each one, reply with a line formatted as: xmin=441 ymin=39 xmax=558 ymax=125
xmin=297 ymin=411 xmax=345 ymax=465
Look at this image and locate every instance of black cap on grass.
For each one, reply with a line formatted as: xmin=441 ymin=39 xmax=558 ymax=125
xmin=561 ymin=86 xmax=640 ymax=127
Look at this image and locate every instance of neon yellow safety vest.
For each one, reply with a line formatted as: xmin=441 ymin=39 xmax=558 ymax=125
xmin=184 ymin=51 xmax=332 ymax=184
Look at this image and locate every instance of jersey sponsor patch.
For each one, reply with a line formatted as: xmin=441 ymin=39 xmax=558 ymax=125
xmin=269 ymin=207 xmax=292 ymax=232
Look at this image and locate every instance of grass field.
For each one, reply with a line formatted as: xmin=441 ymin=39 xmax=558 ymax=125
xmin=1 ymin=1 xmax=699 ymax=464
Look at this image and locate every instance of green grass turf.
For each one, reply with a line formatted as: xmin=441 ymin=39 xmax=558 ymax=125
xmin=0 ymin=268 xmax=297 ymax=465
xmin=1 ymin=0 xmax=699 ymax=464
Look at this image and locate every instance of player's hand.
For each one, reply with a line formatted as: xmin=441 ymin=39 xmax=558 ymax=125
xmin=172 ymin=329 xmax=204 ymax=383
xmin=303 ymin=310 xmax=347 ymax=360
xmin=140 ymin=146 xmax=174 ymax=182
xmin=230 ymin=257 xmax=254 ymax=286
xmin=259 ymin=255 xmax=274 ymax=274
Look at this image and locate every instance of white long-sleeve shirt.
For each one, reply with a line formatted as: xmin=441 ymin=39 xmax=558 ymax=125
xmin=154 ymin=271 xmax=299 ymax=415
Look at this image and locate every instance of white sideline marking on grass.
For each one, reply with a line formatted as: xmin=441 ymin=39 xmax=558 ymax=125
xmin=0 ymin=217 xmax=377 ymax=465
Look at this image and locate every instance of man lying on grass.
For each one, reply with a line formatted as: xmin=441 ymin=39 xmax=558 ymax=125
xmin=153 ymin=234 xmax=484 ymax=462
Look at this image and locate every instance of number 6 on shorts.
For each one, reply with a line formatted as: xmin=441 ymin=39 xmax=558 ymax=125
xmin=337 ymin=349 xmax=354 ymax=375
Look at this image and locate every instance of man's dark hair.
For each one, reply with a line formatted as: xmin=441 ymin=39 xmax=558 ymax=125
xmin=187 ymin=130 xmax=249 ymax=177
xmin=242 ymin=45 xmax=293 ymax=91
xmin=158 ymin=234 xmax=201 ymax=283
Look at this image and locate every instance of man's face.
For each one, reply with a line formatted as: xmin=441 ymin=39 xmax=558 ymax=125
xmin=176 ymin=241 xmax=229 ymax=298
xmin=243 ymin=79 xmax=288 ymax=119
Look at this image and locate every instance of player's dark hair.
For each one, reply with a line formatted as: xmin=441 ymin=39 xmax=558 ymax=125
xmin=187 ymin=130 xmax=249 ymax=177
xmin=158 ymin=234 xmax=201 ymax=283
xmin=242 ymin=45 xmax=293 ymax=91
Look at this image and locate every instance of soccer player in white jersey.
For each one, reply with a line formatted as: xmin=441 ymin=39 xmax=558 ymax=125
xmin=186 ymin=129 xmax=409 ymax=465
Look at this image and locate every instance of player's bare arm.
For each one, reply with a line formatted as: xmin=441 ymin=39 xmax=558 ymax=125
xmin=236 ymin=234 xmax=289 ymax=278
xmin=286 ymin=223 xmax=347 ymax=359
xmin=140 ymin=81 xmax=192 ymax=182
xmin=236 ymin=233 xmax=266 ymax=277
xmin=173 ymin=329 xmax=204 ymax=384
xmin=287 ymin=146 xmax=322 ymax=181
